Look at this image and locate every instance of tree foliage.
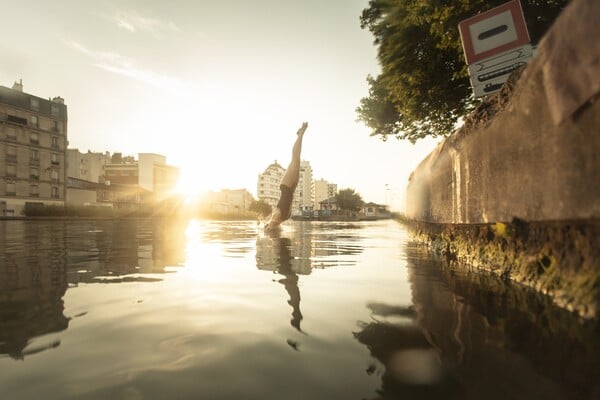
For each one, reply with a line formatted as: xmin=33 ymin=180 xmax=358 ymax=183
xmin=335 ymin=188 xmax=364 ymax=211
xmin=249 ymin=199 xmax=272 ymax=217
xmin=357 ymin=0 xmax=569 ymax=143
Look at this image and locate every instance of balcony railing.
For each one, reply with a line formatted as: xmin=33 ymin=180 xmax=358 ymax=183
xmin=30 ymin=175 xmax=39 ymax=180
xmin=51 ymin=160 xmax=60 ymax=165
xmin=29 ymin=193 xmax=39 ymax=197
xmin=6 ymin=135 xmax=17 ymax=142
xmin=5 ymin=192 xmax=16 ymax=196
xmin=30 ymin=139 xmax=39 ymax=145
xmin=6 ymin=154 xmax=17 ymax=163
xmin=30 ymin=159 xmax=40 ymax=166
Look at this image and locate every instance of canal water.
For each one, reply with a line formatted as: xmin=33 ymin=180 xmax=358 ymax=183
xmin=0 ymin=219 xmax=598 ymax=400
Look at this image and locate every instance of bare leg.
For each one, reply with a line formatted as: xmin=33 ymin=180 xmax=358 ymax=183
xmin=265 ymin=122 xmax=308 ymax=231
xmin=280 ymin=122 xmax=308 ymax=191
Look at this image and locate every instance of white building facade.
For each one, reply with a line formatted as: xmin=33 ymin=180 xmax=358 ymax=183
xmin=293 ymin=160 xmax=314 ymax=215
xmin=257 ymin=161 xmax=285 ymax=210
xmin=257 ymin=160 xmax=316 ymax=217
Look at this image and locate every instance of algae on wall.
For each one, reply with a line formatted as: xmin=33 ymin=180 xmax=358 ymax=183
xmin=404 ymin=219 xmax=600 ymax=319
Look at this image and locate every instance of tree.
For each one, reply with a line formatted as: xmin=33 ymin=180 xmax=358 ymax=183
xmin=249 ymin=199 xmax=272 ymax=217
xmin=357 ymin=0 xmax=569 ymax=143
xmin=336 ymin=188 xmax=364 ymax=211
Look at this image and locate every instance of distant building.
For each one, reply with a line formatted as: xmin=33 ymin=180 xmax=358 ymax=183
xmin=103 ymin=161 xmax=138 ymax=185
xmin=319 ymin=196 xmax=339 ymax=211
xmin=153 ymin=162 xmax=180 ymax=203
xmin=102 ymin=152 xmax=179 ymax=207
xmin=67 ymin=149 xmax=110 ymax=183
xmin=202 ymin=188 xmax=254 ymax=216
xmin=257 ymin=160 xmax=315 ymax=216
xmin=66 ymin=151 xmax=179 ymax=209
xmin=293 ymin=160 xmax=314 ymax=215
xmin=360 ymin=202 xmax=391 ymax=220
xmin=257 ymin=161 xmax=285 ymax=210
xmin=0 ymin=80 xmax=68 ymax=216
xmin=314 ymin=178 xmax=337 ymax=210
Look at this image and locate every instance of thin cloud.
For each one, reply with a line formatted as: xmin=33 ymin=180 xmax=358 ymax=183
xmin=66 ymin=41 xmax=184 ymax=91
xmin=108 ymin=9 xmax=181 ymax=38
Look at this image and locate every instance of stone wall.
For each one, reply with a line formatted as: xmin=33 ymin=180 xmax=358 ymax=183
xmin=406 ymin=0 xmax=600 ymax=224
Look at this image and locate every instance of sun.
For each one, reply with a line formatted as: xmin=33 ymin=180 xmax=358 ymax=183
xmin=176 ymin=167 xmax=209 ymax=200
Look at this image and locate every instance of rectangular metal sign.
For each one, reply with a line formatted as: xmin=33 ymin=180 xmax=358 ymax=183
xmin=459 ymin=0 xmax=531 ymax=97
xmin=459 ymin=0 xmax=529 ymax=64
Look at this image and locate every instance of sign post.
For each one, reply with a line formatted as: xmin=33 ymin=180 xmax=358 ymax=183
xmin=459 ymin=0 xmax=531 ymax=98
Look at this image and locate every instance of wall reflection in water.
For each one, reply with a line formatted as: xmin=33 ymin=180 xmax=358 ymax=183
xmin=0 ymin=219 xmax=186 ymax=360
xmin=355 ymin=242 xmax=600 ymax=400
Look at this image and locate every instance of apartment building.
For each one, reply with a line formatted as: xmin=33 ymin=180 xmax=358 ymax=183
xmin=257 ymin=159 xmax=316 ymax=216
xmin=314 ymin=178 xmax=337 ymax=210
xmin=102 ymin=152 xmax=179 ymax=207
xmin=293 ymin=160 xmax=314 ymax=214
xmin=67 ymin=149 xmax=110 ymax=183
xmin=257 ymin=161 xmax=285 ymax=209
xmin=0 ymin=81 xmax=67 ymax=216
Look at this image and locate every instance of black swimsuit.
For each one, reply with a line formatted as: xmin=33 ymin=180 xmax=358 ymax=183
xmin=277 ymin=184 xmax=294 ymax=220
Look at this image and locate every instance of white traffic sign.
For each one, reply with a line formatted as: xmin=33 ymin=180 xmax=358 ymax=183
xmin=467 ymin=44 xmax=532 ymax=75
xmin=459 ymin=0 xmax=529 ymax=64
xmin=459 ymin=0 xmax=531 ymax=97
xmin=469 ymin=46 xmax=533 ymax=98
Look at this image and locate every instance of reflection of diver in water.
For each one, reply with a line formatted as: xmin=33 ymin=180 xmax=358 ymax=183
xmin=255 ymin=235 xmax=304 ymax=333
xmin=275 ymin=237 xmax=303 ymax=332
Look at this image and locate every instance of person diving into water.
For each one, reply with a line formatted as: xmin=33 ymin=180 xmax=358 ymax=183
xmin=264 ymin=122 xmax=308 ymax=232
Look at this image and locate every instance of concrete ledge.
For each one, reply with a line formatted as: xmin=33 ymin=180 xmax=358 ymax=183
xmin=407 ymin=0 xmax=600 ymax=224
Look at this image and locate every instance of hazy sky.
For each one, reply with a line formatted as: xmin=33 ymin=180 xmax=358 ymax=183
xmin=1 ymin=0 xmax=439 ymax=210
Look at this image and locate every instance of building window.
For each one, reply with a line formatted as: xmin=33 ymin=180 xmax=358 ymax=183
xmin=31 ymin=98 xmax=39 ymax=111
xmin=6 ymin=182 xmax=16 ymax=196
xmin=30 ymin=185 xmax=39 ymax=197
xmin=51 ymin=136 xmax=59 ymax=149
xmin=6 ymin=127 xmax=16 ymax=141
xmin=51 ymin=153 xmax=59 ymax=165
xmin=6 ymin=146 xmax=17 ymax=163
xmin=51 ymin=186 xmax=59 ymax=198
xmin=30 ymin=167 xmax=39 ymax=180
xmin=51 ymin=170 xmax=59 ymax=182
xmin=30 ymin=132 xmax=39 ymax=145
xmin=30 ymin=150 xmax=39 ymax=164
xmin=30 ymin=115 xmax=38 ymax=127
xmin=6 ymin=164 xmax=16 ymax=177
xmin=51 ymin=104 xmax=59 ymax=116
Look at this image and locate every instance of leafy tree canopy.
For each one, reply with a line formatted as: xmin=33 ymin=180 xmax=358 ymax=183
xmin=357 ymin=0 xmax=568 ymax=143
xmin=249 ymin=199 xmax=272 ymax=217
xmin=336 ymin=188 xmax=364 ymax=211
